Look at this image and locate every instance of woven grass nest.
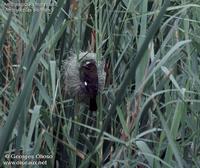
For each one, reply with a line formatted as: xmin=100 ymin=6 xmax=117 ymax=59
xmin=62 ymin=52 xmax=106 ymax=109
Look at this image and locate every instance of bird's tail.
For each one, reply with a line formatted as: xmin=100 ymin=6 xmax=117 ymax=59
xmin=89 ymin=97 xmax=97 ymax=111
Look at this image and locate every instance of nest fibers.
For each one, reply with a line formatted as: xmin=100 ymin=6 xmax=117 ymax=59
xmin=62 ymin=52 xmax=105 ymax=104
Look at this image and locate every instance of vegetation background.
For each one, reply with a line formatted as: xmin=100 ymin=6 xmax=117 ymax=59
xmin=0 ymin=0 xmax=200 ymax=167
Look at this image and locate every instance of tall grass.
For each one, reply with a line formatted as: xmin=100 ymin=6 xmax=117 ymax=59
xmin=1 ymin=0 xmax=200 ymax=167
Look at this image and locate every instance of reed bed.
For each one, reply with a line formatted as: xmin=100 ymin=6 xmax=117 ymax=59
xmin=0 ymin=0 xmax=200 ymax=167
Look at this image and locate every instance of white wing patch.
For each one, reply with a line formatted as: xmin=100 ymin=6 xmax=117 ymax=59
xmin=85 ymin=61 xmax=90 ymax=65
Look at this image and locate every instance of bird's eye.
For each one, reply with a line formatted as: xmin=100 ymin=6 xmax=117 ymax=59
xmin=84 ymin=81 xmax=88 ymax=86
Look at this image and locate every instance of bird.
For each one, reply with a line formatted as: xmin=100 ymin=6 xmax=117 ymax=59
xmin=63 ymin=52 xmax=105 ymax=111
xmin=79 ymin=59 xmax=98 ymax=111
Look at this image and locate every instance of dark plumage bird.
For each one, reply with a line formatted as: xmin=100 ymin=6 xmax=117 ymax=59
xmin=63 ymin=52 xmax=105 ymax=111
xmin=79 ymin=60 xmax=98 ymax=111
